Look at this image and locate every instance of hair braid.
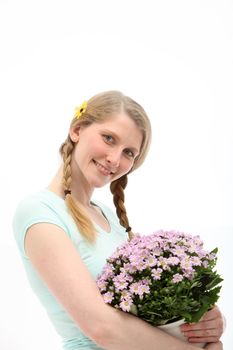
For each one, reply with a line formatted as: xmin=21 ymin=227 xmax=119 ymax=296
xmin=60 ymin=139 xmax=74 ymax=192
xmin=110 ymin=175 xmax=134 ymax=240
xmin=59 ymin=138 xmax=96 ymax=243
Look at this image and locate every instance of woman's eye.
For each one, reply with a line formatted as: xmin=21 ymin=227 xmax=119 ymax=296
xmin=103 ymin=135 xmax=114 ymax=143
xmin=124 ymin=149 xmax=135 ymax=158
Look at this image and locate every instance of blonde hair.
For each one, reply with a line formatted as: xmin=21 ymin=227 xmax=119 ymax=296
xmin=59 ymin=90 xmax=152 ymax=242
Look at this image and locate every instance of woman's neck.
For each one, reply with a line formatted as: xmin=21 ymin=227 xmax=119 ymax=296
xmin=47 ymin=165 xmax=94 ymax=208
xmin=47 ymin=165 xmax=64 ymax=197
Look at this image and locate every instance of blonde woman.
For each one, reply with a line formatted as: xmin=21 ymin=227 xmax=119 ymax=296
xmin=13 ymin=91 xmax=224 ymax=350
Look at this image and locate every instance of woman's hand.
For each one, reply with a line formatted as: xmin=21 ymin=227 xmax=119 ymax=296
xmin=180 ymin=306 xmax=225 ymax=344
xmin=204 ymin=341 xmax=223 ymax=350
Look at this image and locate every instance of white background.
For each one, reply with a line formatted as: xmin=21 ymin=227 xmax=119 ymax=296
xmin=0 ymin=0 xmax=232 ymax=349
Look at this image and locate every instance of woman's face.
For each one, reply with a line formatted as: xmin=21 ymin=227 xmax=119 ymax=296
xmin=70 ymin=113 xmax=143 ymax=189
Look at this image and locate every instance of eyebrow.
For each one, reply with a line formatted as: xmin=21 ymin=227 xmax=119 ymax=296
xmin=101 ymin=128 xmax=141 ymax=155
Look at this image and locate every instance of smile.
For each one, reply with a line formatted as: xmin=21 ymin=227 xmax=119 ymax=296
xmin=93 ymin=160 xmax=113 ymax=176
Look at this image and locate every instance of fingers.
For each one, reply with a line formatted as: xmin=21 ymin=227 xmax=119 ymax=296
xmin=179 ymin=305 xmax=225 ymax=344
xmin=182 ymin=326 xmax=221 ymax=344
xmin=201 ymin=305 xmax=226 ymax=332
xmin=181 ymin=319 xmax=216 ymax=331
xmin=188 ymin=336 xmax=220 ymax=344
xmin=180 ymin=318 xmax=224 ymax=342
xmin=181 ymin=318 xmax=223 ymax=334
xmin=180 ymin=305 xmax=225 ymax=341
xmin=182 ymin=326 xmax=219 ymax=337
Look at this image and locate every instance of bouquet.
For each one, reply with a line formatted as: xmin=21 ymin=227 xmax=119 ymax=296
xmin=97 ymin=230 xmax=223 ymax=327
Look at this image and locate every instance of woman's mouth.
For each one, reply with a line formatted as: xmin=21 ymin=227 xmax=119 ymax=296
xmin=93 ymin=160 xmax=113 ymax=176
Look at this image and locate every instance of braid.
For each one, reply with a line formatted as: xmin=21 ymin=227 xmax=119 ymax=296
xmin=60 ymin=139 xmax=74 ymax=192
xmin=59 ymin=138 xmax=96 ymax=243
xmin=110 ymin=175 xmax=134 ymax=240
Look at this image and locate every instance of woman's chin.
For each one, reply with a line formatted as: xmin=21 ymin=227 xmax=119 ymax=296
xmin=91 ymin=178 xmax=111 ymax=189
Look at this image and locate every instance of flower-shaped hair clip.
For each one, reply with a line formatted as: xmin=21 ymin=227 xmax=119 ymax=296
xmin=74 ymin=101 xmax=88 ymax=119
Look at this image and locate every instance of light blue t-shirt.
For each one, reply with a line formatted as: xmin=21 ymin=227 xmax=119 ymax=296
xmin=13 ymin=189 xmax=128 ymax=350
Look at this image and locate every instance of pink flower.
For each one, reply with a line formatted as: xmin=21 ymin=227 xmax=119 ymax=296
xmin=151 ymin=268 xmax=163 ymax=280
xmin=167 ymin=256 xmax=180 ymax=266
xmin=172 ymin=273 xmax=184 ymax=283
xmin=97 ymin=278 xmax=107 ymax=292
xmin=103 ymin=292 xmax=114 ymax=303
xmin=120 ymin=290 xmax=132 ymax=300
xmin=129 ymin=282 xmax=141 ymax=295
xmin=191 ymin=256 xmax=201 ymax=266
xmin=120 ymin=298 xmax=133 ymax=312
xmin=137 ymin=284 xmax=150 ymax=296
xmin=180 ymin=257 xmax=193 ymax=270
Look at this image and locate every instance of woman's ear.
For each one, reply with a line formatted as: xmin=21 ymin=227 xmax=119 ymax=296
xmin=69 ymin=125 xmax=81 ymax=143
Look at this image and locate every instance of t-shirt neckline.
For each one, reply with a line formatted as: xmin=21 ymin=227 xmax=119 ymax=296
xmin=42 ymin=188 xmax=112 ymax=234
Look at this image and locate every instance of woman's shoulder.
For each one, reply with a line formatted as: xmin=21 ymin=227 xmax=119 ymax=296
xmin=12 ymin=190 xmax=68 ymax=254
xmin=13 ymin=189 xmax=63 ymax=218
xmin=18 ymin=187 xmax=65 ymax=207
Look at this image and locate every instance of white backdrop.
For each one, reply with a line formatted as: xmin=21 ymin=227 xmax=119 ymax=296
xmin=0 ymin=0 xmax=232 ymax=349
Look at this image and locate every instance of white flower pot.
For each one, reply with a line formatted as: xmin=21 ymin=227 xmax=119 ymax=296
xmin=158 ymin=319 xmax=206 ymax=348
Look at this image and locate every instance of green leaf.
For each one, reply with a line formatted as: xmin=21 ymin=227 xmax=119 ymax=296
xmin=130 ymin=304 xmax=138 ymax=316
xmin=210 ymin=247 xmax=218 ymax=254
xmin=190 ymin=281 xmax=202 ymax=289
xmin=189 ymin=298 xmax=210 ymax=322
xmin=206 ymin=276 xmax=223 ymax=290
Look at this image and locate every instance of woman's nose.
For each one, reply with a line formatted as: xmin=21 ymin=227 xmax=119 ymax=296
xmin=106 ymin=150 xmax=121 ymax=168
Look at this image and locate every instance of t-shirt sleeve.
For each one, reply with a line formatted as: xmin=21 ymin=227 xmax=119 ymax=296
xmin=12 ymin=195 xmax=68 ymax=258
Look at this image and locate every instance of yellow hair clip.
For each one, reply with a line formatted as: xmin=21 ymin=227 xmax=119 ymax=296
xmin=74 ymin=101 xmax=88 ymax=119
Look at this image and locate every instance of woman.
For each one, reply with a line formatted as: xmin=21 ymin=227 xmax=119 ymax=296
xmin=13 ymin=91 xmax=224 ymax=349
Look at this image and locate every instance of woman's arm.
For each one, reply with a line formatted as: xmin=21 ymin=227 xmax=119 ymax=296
xmin=25 ymin=223 xmax=204 ymax=350
xmin=180 ymin=306 xmax=225 ymax=344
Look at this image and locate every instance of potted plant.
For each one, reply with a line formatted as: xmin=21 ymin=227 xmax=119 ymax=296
xmin=97 ymin=230 xmax=223 ymax=348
